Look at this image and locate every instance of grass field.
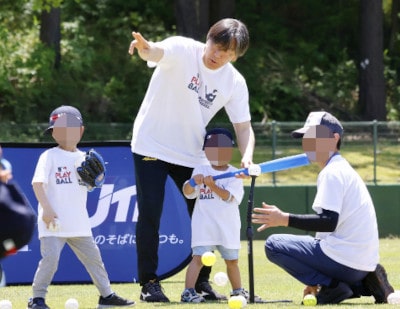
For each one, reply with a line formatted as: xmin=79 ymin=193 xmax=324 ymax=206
xmin=1 ymin=238 xmax=399 ymax=308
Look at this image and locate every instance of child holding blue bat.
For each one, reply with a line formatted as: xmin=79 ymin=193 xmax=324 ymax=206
xmin=252 ymin=111 xmax=394 ymax=305
xmin=181 ymin=128 xmax=247 ymax=303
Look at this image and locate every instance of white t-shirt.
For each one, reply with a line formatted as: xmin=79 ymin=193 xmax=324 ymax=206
xmin=185 ymin=165 xmax=244 ymax=249
xmin=32 ymin=147 xmax=92 ymax=238
xmin=131 ymin=36 xmax=251 ymax=167
xmin=313 ymin=155 xmax=379 ymax=271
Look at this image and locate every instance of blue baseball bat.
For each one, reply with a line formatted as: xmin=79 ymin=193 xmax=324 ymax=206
xmin=189 ymin=153 xmax=309 ymax=187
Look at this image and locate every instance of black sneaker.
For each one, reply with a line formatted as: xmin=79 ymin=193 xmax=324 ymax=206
xmin=27 ymin=297 xmax=50 ymax=309
xmin=97 ymin=293 xmax=135 ymax=308
xmin=362 ymin=264 xmax=394 ymax=303
xmin=316 ymin=282 xmax=353 ymax=304
xmin=140 ymin=280 xmax=170 ymax=302
xmin=195 ymin=281 xmax=227 ymax=301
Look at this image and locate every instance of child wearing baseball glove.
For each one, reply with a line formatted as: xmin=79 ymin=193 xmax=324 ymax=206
xmin=28 ymin=105 xmax=134 ymax=309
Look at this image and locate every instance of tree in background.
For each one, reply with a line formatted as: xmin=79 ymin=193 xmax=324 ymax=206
xmin=39 ymin=7 xmax=61 ymax=69
xmin=359 ymin=0 xmax=386 ymax=120
xmin=385 ymin=0 xmax=400 ymax=119
xmin=1 ymin=0 xmax=400 ymax=125
xmin=174 ymin=0 xmax=235 ymax=40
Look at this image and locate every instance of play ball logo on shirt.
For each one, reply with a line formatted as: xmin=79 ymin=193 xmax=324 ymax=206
xmin=55 ymin=166 xmax=73 ymax=184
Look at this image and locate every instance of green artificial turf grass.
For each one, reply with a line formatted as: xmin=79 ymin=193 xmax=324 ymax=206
xmin=1 ymin=238 xmax=399 ymax=308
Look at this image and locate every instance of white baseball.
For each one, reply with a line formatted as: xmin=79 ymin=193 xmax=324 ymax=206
xmin=213 ymin=272 xmax=229 ymax=286
xmin=237 ymin=295 xmax=247 ymax=307
xmin=48 ymin=218 xmax=60 ymax=232
xmin=0 ymin=299 xmax=12 ymax=309
xmin=247 ymin=164 xmax=261 ymax=176
xmin=388 ymin=291 xmax=400 ymax=304
xmin=65 ymin=298 xmax=79 ymax=309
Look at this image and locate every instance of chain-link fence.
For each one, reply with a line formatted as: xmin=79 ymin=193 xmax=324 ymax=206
xmin=1 ymin=121 xmax=399 ymax=184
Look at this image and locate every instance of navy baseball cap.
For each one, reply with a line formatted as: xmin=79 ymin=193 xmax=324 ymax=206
xmin=0 ymin=182 xmax=36 ymax=259
xmin=291 ymin=111 xmax=343 ymax=138
xmin=44 ymin=105 xmax=83 ymax=134
xmin=203 ymin=128 xmax=235 ymax=149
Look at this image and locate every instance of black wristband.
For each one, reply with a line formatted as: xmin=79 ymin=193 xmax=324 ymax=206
xmin=288 ymin=209 xmax=339 ymax=232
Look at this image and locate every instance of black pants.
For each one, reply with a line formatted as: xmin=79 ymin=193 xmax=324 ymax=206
xmin=133 ymin=153 xmax=211 ymax=285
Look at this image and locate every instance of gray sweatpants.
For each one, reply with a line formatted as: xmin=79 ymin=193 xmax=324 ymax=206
xmin=32 ymin=236 xmax=113 ymax=298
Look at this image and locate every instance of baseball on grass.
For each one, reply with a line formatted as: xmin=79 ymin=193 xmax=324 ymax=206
xmin=0 ymin=300 xmax=12 ymax=309
xmin=65 ymin=298 xmax=79 ymax=309
xmin=303 ymin=294 xmax=317 ymax=306
xmin=213 ymin=271 xmax=228 ymax=286
xmin=388 ymin=291 xmax=400 ymax=304
xmin=237 ymin=295 xmax=247 ymax=307
xmin=228 ymin=296 xmax=244 ymax=309
xmin=201 ymin=251 xmax=216 ymax=266
xmin=48 ymin=218 xmax=60 ymax=232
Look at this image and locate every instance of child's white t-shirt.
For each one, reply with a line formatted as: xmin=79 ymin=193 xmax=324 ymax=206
xmin=186 ymin=165 xmax=244 ymax=249
xmin=32 ymin=147 xmax=92 ymax=238
xmin=131 ymin=36 xmax=250 ymax=167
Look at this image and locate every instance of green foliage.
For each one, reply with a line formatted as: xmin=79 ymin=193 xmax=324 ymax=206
xmin=0 ymin=7 xmax=56 ymax=123
xmin=384 ymin=50 xmax=400 ymax=121
xmin=234 ymin=0 xmax=362 ymax=121
xmin=237 ymin=47 xmax=304 ymax=122
xmin=32 ymin=0 xmax=63 ymax=12
xmin=1 ymin=0 xmax=400 ymax=124
xmin=294 ymin=50 xmax=359 ymax=120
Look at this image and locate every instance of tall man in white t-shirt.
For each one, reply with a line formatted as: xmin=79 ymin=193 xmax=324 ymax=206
xmin=252 ymin=111 xmax=394 ymax=305
xmin=128 ymin=18 xmax=255 ymax=302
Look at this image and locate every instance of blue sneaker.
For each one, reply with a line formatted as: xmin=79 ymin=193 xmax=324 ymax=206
xmin=181 ymin=288 xmax=205 ymax=303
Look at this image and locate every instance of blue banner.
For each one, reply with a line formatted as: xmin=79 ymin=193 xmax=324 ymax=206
xmin=1 ymin=142 xmax=191 ymax=284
